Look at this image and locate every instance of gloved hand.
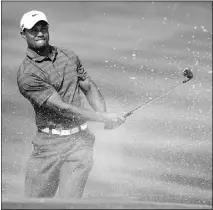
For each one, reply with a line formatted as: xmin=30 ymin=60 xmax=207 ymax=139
xmin=98 ymin=112 xmax=126 ymax=130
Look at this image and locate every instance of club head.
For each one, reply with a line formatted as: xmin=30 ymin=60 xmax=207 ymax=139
xmin=183 ymin=68 xmax=193 ymax=83
xmin=183 ymin=68 xmax=193 ymax=79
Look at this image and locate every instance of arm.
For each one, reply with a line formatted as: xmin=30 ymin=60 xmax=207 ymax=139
xmin=74 ymin=55 xmax=106 ymax=112
xmin=45 ymin=91 xmax=103 ymax=122
xmin=45 ymin=92 xmax=125 ymax=129
xmin=79 ymin=77 xmax=107 ymax=112
xmin=18 ymin=57 xmax=125 ymax=129
xmin=18 ymin=71 xmax=103 ymax=122
xmin=78 ymin=77 xmax=126 ymax=129
xmin=18 ymin=71 xmax=123 ymax=127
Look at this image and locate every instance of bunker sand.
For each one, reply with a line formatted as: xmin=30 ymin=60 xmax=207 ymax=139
xmin=2 ymin=197 xmax=212 ymax=209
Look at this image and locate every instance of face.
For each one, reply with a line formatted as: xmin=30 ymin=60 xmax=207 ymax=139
xmin=21 ymin=21 xmax=49 ymax=51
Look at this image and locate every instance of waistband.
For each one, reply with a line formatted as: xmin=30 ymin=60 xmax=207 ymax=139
xmin=39 ymin=123 xmax=88 ymax=136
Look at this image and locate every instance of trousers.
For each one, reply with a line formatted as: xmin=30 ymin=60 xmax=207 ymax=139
xmin=24 ymin=128 xmax=95 ymax=199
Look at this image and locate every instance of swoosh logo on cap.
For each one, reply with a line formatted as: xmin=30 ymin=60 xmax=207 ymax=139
xmin=32 ymin=14 xmax=38 ymax=17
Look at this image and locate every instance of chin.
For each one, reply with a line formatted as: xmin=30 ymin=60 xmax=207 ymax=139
xmin=35 ymin=43 xmax=49 ymax=51
xmin=35 ymin=38 xmax=48 ymax=46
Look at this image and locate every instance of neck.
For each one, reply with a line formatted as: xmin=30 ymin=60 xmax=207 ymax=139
xmin=29 ymin=45 xmax=51 ymax=57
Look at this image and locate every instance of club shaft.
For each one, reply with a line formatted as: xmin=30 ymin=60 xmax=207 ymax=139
xmin=123 ymin=80 xmax=188 ymax=119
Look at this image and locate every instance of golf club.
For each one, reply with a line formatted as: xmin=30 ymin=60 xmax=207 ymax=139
xmin=122 ymin=68 xmax=193 ymax=119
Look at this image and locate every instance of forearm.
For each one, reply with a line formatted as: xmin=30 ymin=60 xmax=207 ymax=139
xmin=84 ymin=81 xmax=107 ymax=112
xmin=47 ymin=100 xmax=102 ymax=122
xmin=45 ymin=92 xmax=103 ymax=122
xmin=44 ymin=91 xmax=122 ymax=127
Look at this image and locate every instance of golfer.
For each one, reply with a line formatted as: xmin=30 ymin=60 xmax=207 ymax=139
xmin=17 ymin=10 xmax=125 ymax=198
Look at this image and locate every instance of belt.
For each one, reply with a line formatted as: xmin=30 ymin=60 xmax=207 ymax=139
xmin=40 ymin=123 xmax=87 ymax=136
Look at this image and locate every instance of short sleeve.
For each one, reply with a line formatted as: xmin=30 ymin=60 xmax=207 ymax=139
xmin=58 ymin=47 xmax=89 ymax=81
xmin=76 ymin=56 xmax=89 ymax=81
xmin=17 ymin=73 xmax=56 ymax=107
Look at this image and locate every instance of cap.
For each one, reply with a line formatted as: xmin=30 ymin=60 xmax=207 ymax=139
xmin=20 ymin=10 xmax=48 ymax=31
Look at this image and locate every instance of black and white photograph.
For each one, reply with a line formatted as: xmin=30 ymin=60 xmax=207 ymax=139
xmin=1 ymin=1 xmax=212 ymax=209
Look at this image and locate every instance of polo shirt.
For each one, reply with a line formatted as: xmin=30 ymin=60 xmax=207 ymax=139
xmin=17 ymin=45 xmax=89 ymax=129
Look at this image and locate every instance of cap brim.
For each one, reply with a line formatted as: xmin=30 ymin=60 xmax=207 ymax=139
xmin=23 ymin=18 xmax=48 ymax=30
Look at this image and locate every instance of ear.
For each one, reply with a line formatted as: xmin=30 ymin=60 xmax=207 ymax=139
xmin=20 ymin=31 xmax=26 ymax=40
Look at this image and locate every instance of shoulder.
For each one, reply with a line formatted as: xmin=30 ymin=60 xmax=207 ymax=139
xmin=56 ymin=46 xmax=79 ymax=62
xmin=17 ymin=57 xmax=47 ymax=82
xmin=57 ymin=46 xmax=77 ymax=57
xmin=17 ymin=58 xmax=32 ymax=77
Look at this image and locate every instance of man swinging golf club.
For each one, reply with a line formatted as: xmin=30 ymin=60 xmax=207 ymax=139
xmin=17 ymin=10 xmax=193 ymax=199
xmin=17 ymin=10 xmax=125 ymax=199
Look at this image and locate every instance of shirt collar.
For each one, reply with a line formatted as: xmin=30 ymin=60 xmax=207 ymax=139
xmin=26 ymin=45 xmax=58 ymax=62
